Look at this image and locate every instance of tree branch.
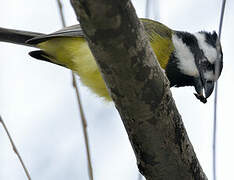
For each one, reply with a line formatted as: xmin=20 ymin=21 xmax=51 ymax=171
xmin=70 ymin=0 xmax=207 ymax=179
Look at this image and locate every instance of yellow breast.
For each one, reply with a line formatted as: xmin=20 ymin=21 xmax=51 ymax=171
xmin=38 ymin=37 xmax=111 ymax=100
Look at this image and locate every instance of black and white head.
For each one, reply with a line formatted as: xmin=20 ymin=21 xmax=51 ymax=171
xmin=168 ymin=30 xmax=223 ymax=102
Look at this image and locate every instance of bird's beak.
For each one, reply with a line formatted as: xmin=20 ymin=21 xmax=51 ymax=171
xmin=194 ymin=73 xmax=215 ymax=99
xmin=203 ymin=80 xmax=215 ymax=98
xmin=194 ymin=53 xmax=219 ymax=102
xmin=199 ymin=66 xmax=215 ymax=99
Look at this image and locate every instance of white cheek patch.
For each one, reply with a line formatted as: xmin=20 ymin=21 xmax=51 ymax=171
xmin=172 ymin=34 xmax=199 ymax=77
xmin=194 ymin=33 xmax=217 ymax=63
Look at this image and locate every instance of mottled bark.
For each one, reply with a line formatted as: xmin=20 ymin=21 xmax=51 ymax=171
xmin=70 ymin=0 xmax=207 ymax=179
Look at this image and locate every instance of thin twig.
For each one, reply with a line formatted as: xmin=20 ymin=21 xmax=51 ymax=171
xmin=56 ymin=0 xmax=66 ymax=27
xmin=72 ymin=73 xmax=93 ymax=180
xmin=0 ymin=116 xmax=31 ymax=180
xmin=145 ymin=0 xmax=159 ymax=20
xmin=56 ymin=1 xmax=94 ymax=180
xmin=145 ymin=0 xmax=150 ymax=18
xmin=213 ymin=1 xmax=226 ymax=180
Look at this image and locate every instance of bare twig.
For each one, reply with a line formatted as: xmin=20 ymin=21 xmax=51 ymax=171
xmin=72 ymin=73 xmax=93 ymax=180
xmin=213 ymin=1 xmax=226 ymax=180
xmin=56 ymin=0 xmax=66 ymax=27
xmin=56 ymin=1 xmax=94 ymax=180
xmin=0 ymin=116 xmax=31 ymax=180
xmin=145 ymin=0 xmax=159 ymax=20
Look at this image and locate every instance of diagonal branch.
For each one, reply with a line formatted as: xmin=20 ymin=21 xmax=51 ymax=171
xmin=56 ymin=1 xmax=94 ymax=179
xmin=70 ymin=0 xmax=207 ymax=179
xmin=0 ymin=116 xmax=31 ymax=180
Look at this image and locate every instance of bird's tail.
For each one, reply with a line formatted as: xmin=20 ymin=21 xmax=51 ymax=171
xmin=0 ymin=27 xmax=44 ymax=47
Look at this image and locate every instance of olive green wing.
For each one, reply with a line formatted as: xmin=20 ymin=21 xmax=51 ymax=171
xmin=141 ymin=18 xmax=175 ymax=69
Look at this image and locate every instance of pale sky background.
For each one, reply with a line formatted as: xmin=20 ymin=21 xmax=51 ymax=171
xmin=0 ymin=0 xmax=233 ymax=180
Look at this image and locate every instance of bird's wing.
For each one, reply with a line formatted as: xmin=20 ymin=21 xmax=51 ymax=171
xmin=27 ymin=24 xmax=84 ymax=45
xmin=27 ymin=19 xmax=175 ymax=69
xmin=141 ymin=18 xmax=175 ymax=69
xmin=141 ymin=18 xmax=173 ymax=39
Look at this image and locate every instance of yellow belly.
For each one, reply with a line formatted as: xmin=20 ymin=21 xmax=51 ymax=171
xmin=37 ymin=37 xmax=111 ymax=100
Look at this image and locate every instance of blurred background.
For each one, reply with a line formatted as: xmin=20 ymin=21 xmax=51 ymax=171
xmin=0 ymin=0 xmax=232 ymax=179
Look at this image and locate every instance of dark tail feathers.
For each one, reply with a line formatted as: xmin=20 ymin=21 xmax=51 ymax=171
xmin=0 ymin=27 xmax=44 ymax=47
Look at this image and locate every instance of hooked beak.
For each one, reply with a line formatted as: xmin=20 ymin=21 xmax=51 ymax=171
xmin=203 ymin=80 xmax=215 ymax=98
xmin=194 ymin=54 xmax=216 ymax=102
xmin=194 ymin=76 xmax=215 ymax=103
xmin=199 ymin=68 xmax=215 ymax=99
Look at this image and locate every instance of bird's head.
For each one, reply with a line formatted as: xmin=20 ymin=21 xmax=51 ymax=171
xmin=193 ymin=31 xmax=223 ymax=100
xmin=167 ymin=30 xmax=223 ymax=103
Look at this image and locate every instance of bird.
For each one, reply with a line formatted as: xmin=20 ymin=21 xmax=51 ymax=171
xmin=0 ymin=18 xmax=223 ymax=103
